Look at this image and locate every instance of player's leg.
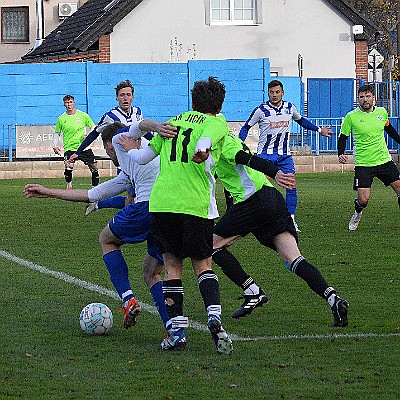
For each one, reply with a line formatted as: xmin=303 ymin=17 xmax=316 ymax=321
xmin=63 ymin=151 xmax=74 ymax=189
xmin=160 ymin=252 xmax=188 ymax=350
xmin=79 ymin=149 xmax=100 ymax=187
xmin=151 ymin=212 xmax=188 ymax=350
xmin=349 ymin=166 xmax=373 ymax=230
xmin=273 ymin=231 xmax=349 ymax=327
xmin=185 ymin=216 xmax=232 ymax=354
xmin=85 ymin=188 xmax=134 ymax=217
xmin=378 ymin=161 xmax=400 ymax=208
xmin=192 ymin=256 xmax=233 ymax=355
xmin=143 ymin=240 xmax=169 ymax=327
xmin=101 ymin=202 xmax=153 ymax=328
xmin=99 ymin=224 xmax=141 ymax=328
xmin=212 ymin=234 xmax=268 ymax=318
xmin=277 ymin=155 xmax=299 ymax=231
xmin=389 ymin=179 xmax=400 ymax=207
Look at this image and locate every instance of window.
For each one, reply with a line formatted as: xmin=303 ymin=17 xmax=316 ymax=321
xmin=1 ymin=7 xmax=29 ymax=43
xmin=207 ymin=0 xmax=262 ymax=25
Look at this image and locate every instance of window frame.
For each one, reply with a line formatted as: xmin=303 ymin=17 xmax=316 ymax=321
xmin=1 ymin=6 xmax=30 ymax=44
xmin=205 ymin=0 xmax=262 ymax=26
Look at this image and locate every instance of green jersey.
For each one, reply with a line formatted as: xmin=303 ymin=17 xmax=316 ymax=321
xmin=216 ymin=132 xmax=272 ymax=204
xmin=340 ymin=107 xmax=391 ymax=166
xmin=55 ymin=110 xmax=94 ymax=151
xmin=149 ymin=111 xmax=229 ymax=218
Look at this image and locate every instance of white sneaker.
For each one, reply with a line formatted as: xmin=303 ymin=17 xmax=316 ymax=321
xmin=291 ymin=215 xmax=301 ymax=232
xmin=66 ymin=182 xmax=72 ymax=190
xmin=348 ymin=211 xmax=362 ymax=231
xmin=84 ymin=202 xmax=98 ymax=217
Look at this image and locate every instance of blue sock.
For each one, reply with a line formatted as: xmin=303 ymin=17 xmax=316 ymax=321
xmin=150 ymin=281 xmax=169 ymax=326
xmin=98 ymin=196 xmax=126 ymax=210
xmin=286 ymin=187 xmax=298 ymax=216
xmin=103 ymin=250 xmax=134 ymax=302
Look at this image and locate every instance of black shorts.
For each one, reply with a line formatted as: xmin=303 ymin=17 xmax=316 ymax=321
xmin=64 ymin=149 xmax=97 ymax=166
xmin=353 ymin=161 xmax=400 ymax=190
xmin=214 ymin=185 xmax=298 ymax=250
xmin=151 ymin=212 xmax=214 ymax=260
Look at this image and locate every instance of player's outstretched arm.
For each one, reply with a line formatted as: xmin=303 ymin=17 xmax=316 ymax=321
xmin=23 ymin=184 xmax=89 ymax=202
xmin=127 ymin=120 xmax=177 ymax=139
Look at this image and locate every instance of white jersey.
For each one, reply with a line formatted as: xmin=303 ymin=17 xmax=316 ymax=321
xmin=111 ymin=133 xmax=159 ymax=203
xmin=96 ymin=105 xmax=143 ymax=133
xmin=243 ymin=101 xmax=301 ymax=156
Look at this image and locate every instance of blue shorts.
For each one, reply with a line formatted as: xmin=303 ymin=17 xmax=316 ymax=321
xmin=109 ymin=201 xmax=163 ymax=264
xmin=259 ymin=153 xmax=296 ymax=174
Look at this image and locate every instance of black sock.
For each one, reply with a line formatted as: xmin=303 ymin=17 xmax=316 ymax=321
xmin=212 ymin=247 xmax=250 ymax=288
xmin=162 ymin=279 xmax=183 ymax=319
xmin=197 ymin=270 xmax=220 ymax=309
xmin=64 ymin=169 xmax=72 ymax=183
xmin=290 ymin=256 xmax=334 ymax=300
xmin=354 ymin=198 xmax=365 ymax=213
xmin=91 ymin=171 xmax=100 ymax=186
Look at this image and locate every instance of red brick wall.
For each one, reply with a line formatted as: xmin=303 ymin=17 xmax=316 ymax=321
xmin=355 ymin=38 xmax=368 ymax=82
xmin=98 ymin=34 xmax=110 ymax=63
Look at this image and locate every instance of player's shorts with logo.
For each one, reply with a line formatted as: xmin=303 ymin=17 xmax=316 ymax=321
xmin=109 ymin=200 xmax=163 ymax=264
xmin=151 ymin=212 xmax=214 ymax=260
xmin=353 ymin=160 xmax=400 ymax=190
xmin=64 ymin=149 xmax=97 ymax=166
xmin=214 ymin=185 xmax=298 ymax=250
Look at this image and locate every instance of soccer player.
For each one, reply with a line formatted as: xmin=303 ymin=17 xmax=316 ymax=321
xmin=338 ymin=84 xmax=400 ymax=230
xmin=120 ymin=77 xmax=233 ymax=354
xmin=212 ymin=131 xmax=349 ymax=327
xmin=24 ymin=122 xmax=170 ymax=336
xmin=53 ymin=94 xmax=99 ymax=189
xmin=67 ymin=80 xmax=144 ymax=211
xmin=239 ymin=80 xmax=333 ymax=232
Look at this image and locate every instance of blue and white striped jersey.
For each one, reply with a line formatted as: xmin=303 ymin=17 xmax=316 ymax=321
xmin=96 ymin=105 xmax=143 ymax=134
xmin=240 ymin=101 xmax=302 ymax=156
xmin=75 ymin=105 xmax=144 ymax=155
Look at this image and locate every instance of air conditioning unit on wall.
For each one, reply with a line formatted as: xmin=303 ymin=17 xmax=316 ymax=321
xmin=58 ymin=3 xmax=78 ymax=18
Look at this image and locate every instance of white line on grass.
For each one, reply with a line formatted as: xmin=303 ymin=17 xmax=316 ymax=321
xmin=2 ymin=249 xmax=399 ymax=343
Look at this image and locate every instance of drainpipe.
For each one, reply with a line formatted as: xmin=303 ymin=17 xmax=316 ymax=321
xmin=33 ymin=0 xmax=44 ymax=49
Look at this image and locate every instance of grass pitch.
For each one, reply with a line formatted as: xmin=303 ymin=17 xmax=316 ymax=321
xmin=0 ymin=173 xmax=399 ymax=400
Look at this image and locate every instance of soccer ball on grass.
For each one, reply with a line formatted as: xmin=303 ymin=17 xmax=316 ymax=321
xmin=79 ymin=303 xmax=113 ymax=335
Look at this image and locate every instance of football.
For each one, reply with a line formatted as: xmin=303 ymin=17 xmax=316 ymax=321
xmin=79 ymin=303 xmax=113 ymax=335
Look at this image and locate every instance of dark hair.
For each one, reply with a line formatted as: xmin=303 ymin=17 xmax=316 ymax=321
xmin=191 ymin=76 xmax=226 ymax=114
xmin=63 ymin=94 xmax=74 ymax=102
xmin=115 ymin=80 xmax=134 ymax=96
xmin=268 ymin=80 xmax=283 ymax=90
xmin=101 ymin=122 xmax=126 ymax=143
xmin=358 ymin=84 xmax=374 ymax=95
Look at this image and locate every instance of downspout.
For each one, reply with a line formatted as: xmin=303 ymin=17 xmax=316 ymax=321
xmin=33 ymin=0 xmax=44 ymax=49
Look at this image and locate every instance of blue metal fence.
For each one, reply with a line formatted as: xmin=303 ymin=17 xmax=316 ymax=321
xmin=291 ymin=117 xmax=400 ymax=155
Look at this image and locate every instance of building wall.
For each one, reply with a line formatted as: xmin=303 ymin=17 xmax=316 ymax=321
xmin=0 ymin=0 xmax=72 ymax=63
xmin=110 ymin=0 xmax=357 ymax=81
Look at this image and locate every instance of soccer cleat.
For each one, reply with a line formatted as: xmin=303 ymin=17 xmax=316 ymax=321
xmin=348 ymin=211 xmax=362 ymax=230
xmin=160 ymin=328 xmax=187 ymax=351
xmin=84 ymin=202 xmax=98 ymax=217
xmin=66 ymin=182 xmax=72 ymax=190
xmin=331 ymin=296 xmax=349 ymax=327
xmin=122 ymin=298 xmax=142 ymax=329
xmin=291 ymin=215 xmax=301 ymax=232
xmin=207 ymin=315 xmax=233 ymax=355
xmin=231 ymin=290 xmax=269 ymax=319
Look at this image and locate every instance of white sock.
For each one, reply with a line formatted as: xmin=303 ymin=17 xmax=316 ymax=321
xmin=244 ymin=283 xmax=260 ymax=296
xmin=327 ymin=293 xmax=337 ymax=307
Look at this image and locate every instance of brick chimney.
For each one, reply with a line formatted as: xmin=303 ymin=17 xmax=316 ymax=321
xmin=355 ymin=37 xmax=368 ymax=82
